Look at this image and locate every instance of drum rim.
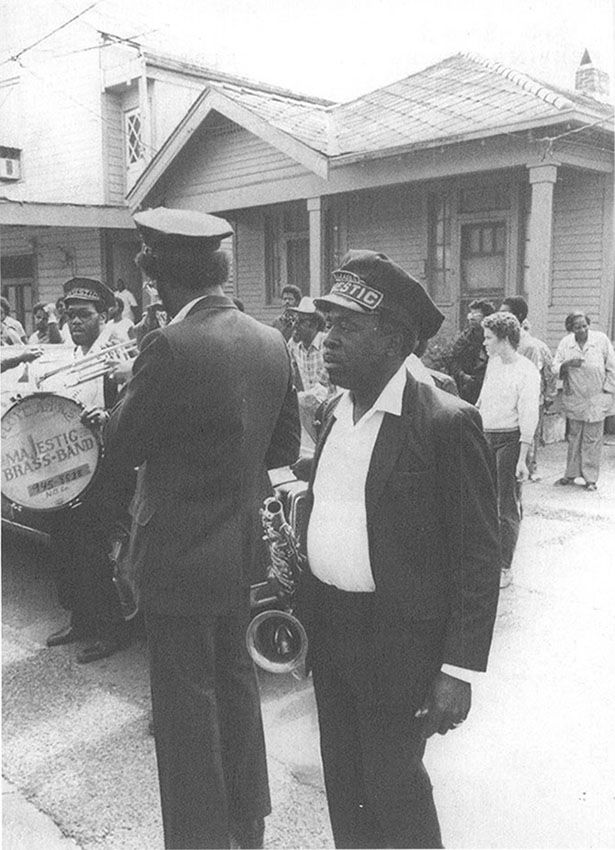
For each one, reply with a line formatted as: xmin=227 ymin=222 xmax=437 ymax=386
xmin=1 ymin=391 xmax=103 ymax=515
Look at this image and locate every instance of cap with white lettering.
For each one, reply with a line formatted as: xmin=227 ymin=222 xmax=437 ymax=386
xmin=315 ymin=250 xmax=444 ymax=339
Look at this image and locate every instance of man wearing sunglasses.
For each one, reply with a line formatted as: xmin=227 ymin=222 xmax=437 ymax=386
xmin=44 ymin=278 xmax=134 ymax=663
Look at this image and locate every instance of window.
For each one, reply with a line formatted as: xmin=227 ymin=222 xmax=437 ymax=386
xmin=124 ymin=108 xmax=143 ymax=167
xmin=0 ymin=146 xmax=22 ymax=181
xmin=459 ymin=221 xmax=507 ymax=324
xmin=1 ymin=254 xmax=34 ymax=330
xmin=264 ymin=202 xmax=310 ymax=303
xmin=427 ymin=194 xmax=452 ymax=302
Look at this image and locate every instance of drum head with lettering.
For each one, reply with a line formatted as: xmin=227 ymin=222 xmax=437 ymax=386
xmin=1 ymin=394 xmax=101 ymax=512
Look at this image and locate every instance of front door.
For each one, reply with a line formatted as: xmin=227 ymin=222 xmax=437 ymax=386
xmin=460 ymin=221 xmax=507 ymax=327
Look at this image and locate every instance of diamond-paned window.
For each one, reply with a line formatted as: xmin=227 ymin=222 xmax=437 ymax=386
xmin=125 ymin=109 xmax=143 ymax=166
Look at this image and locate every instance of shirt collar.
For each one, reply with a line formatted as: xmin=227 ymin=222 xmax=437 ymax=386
xmin=169 ymin=295 xmax=208 ymax=325
xmin=295 ymin=331 xmax=324 ymax=353
xmin=335 ymin=363 xmax=407 ymax=426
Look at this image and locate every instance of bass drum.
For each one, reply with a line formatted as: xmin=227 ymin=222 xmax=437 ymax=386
xmin=1 ymin=393 xmax=101 ymax=514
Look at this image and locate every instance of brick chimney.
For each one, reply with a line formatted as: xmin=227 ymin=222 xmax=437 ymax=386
xmin=575 ymin=49 xmax=610 ymax=98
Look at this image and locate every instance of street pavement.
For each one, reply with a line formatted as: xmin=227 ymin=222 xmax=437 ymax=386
xmin=2 ymin=438 xmax=615 ymax=849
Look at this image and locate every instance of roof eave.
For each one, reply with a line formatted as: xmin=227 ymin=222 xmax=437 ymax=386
xmin=331 ymin=109 xmax=613 ymax=165
xmin=0 ymin=199 xmax=133 ymax=229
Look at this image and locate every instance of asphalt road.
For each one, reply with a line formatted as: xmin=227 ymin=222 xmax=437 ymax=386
xmin=3 ymin=439 xmax=615 ymax=849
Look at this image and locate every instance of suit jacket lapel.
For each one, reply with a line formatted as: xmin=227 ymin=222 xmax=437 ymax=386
xmin=365 ymin=411 xmax=407 ymax=511
xmin=365 ymin=374 xmax=421 ymax=512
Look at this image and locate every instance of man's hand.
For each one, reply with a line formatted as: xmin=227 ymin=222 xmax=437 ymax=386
xmin=414 ymin=672 xmax=471 ymax=738
xmin=81 ymin=406 xmax=109 ymax=428
xmin=515 ymin=457 xmax=529 ymax=482
xmin=560 ymin=357 xmax=584 ymax=371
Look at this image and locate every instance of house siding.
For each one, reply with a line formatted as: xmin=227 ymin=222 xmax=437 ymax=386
xmin=157 ymin=117 xmax=312 ymax=207
xmin=2 ymin=226 xmax=103 ymax=308
xmin=234 ymin=209 xmax=269 ymax=322
xmin=548 ymin=169 xmax=607 ymax=350
xmin=102 ymin=92 xmax=126 ymax=205
xmin=344 ymin=184 xmax=456 ymax=335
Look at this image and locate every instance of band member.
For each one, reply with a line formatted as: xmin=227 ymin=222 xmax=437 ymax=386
xmin=296 ymin=250 xmax=500 ymax=849
xmin=45 ymin=277 xmax=134 ymax=663
xmin=104 ymin=207 xmax=300 ymax=850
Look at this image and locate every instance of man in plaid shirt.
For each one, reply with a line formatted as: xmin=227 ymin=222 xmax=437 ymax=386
xmin=287 ymin=296 xmax=334 ymax=447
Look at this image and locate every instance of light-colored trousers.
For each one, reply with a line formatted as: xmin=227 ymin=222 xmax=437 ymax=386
xmin=565 ymin=418 xmax=604 ymax=484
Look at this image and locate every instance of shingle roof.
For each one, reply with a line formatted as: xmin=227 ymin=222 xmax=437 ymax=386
xmin=211 ymin=52 xmax=613 ymax=158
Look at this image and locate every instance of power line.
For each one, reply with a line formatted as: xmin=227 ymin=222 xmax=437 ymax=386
xmin=0 ymin=2 xmax=102 ymax=68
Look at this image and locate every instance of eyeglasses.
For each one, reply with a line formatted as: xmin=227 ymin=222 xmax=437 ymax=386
xmin=67 ymin=309 xmax=98 ymax=321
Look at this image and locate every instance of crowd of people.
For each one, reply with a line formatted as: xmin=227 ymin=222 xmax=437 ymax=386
xmin=1 ymin=208 xmax=615 ymax=850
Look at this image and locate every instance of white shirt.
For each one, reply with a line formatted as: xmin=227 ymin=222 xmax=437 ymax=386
xmin=307 ymin=363 xmax=478 ymax=683
xmin=477 ymin=354 xmax=540 ymax=444
xmin=169 ymin=295 xmax=212 ymax=325
xmin=308 ymin=364 xmax=409 ymax=592
xmin=116 ymin=289 xmax=137 ymax=313
xmin=553 ymin=330 xmax=615 ymax=422
xmin=404 ymin=353 xmax=436 ymax=386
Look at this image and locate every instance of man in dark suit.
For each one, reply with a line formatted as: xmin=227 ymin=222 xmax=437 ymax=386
xmin=104 ymin=208 xmax=300 ymax=850
xmin=297 ymin=250 xmax=499 ymax=849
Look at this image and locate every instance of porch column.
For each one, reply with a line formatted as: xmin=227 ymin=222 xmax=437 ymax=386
xmin=526 ymin=163 xmax=558 ymax=339
xmin=307 ymin=197 xmax=323 ymax=298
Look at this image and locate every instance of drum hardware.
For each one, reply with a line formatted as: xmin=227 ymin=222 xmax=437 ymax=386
xmin=35 ymin=340 xmax=137 ymax=388
xmin=246 ymin=491 xmax=308 ymax=675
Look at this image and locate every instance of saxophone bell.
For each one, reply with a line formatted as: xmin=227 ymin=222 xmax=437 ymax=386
xmin=246 ymin=609 xmax=308 ymax=675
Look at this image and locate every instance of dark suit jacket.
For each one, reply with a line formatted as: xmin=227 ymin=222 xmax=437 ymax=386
xmin=303 ymin=372 xmax=499 ymax=702
xmin=104 ymin=295 xmax=300 ymax=616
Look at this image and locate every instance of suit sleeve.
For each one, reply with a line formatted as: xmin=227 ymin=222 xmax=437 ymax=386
xmin=104 ymin=329 xmax=178 ymax=469
xmin=265 ymin=372 xmax=300 ymax=470
xmin=435 ymin=405 xmax=500 ymax=671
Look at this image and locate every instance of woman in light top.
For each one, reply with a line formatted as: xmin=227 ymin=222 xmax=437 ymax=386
xmin=553 ymin=311 xmax=615 ymax=491
xmin=477 ymin=311 xmax=540 ymax=588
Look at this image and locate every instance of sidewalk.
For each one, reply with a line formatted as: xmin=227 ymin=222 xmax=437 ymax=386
xmin=3 ymin=778 xmax=81 ymax=850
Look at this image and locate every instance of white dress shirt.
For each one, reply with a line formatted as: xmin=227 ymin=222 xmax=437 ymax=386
xmin=307 ymin=363 xmax=479 ymax=683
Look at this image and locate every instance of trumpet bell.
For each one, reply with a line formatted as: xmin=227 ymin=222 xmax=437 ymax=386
xmin=246 ymin=609 xmax=308 ymax=675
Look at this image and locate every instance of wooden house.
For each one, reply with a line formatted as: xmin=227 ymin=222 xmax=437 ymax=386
xmin=0 ymin=2 xmax=328 ymax=333
xmin=128 ymin=52 xmax=614 ymax=350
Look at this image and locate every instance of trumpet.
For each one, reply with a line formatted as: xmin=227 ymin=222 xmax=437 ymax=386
xmin=35 ymin=340 xmax=137 ymax=388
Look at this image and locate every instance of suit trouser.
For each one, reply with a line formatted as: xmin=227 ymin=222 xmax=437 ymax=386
xmin=145 ymin=603 xmax=271 ymax=850
xmin=485 ymin=430 xmax=522 ymax=571
xmin=305 ymin=577 xmax=443 ymax=850
xmin=565 ymin=418 xmax=604 ymax=484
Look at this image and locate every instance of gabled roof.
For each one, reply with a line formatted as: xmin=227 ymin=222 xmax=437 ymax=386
xmin=330 ymin=53 xmax=613 ymax=157
xmin=128 ymin=52 xmax=614 ymax=208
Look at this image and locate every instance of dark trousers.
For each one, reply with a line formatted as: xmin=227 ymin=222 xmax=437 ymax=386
xmin=50 ymin=505 xmax=124 ymax=639
xmin=484 ymin=430 xmax=522 ymax=571
xmin=145 ymin=601 xmax=271 ymax=850
xmin=305 ymin=576 xmax=443 ymax=850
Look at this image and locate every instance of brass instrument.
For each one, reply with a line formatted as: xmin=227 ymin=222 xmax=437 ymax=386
xmin=35 ymin=340 xmax=137 ymax=388
xmin=246 ymin=492 xmax=308 ymax=675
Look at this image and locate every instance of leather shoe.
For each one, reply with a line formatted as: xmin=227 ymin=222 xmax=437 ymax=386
xmin=46 ymin=625 xmax=87 ymax=647
xmin=76 ymin=638 xmax=121 ymax=664
xmin=230 ymin=817 xmax=265 ymax=849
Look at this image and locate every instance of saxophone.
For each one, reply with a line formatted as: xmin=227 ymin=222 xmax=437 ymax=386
xmin=245 ymin=495 xmax=308 ymax=674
